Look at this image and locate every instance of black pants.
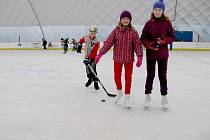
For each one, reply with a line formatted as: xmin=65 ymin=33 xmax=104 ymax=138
xmin=86 ymin=59 xmax=98 ymax=82
xmin=43 ymin=45 xmax=47 ymax=49
xmin=64 ymin=45 xmax=68 ymax=52
xmin=145 ymin=58 xmax=168 ymax=95
xmin=77 ymin=44 xmax=82 ymax=53
xmin=72 ymin=45 xmax=77 ymax=51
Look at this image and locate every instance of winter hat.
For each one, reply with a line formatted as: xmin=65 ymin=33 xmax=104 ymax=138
xmin=89 ymin=26 xmax=98 ymax=33
xmin=120 ymin=10 xmax=132 ymax=21
xmin=153 ymin=0 xmax=165 ymax=11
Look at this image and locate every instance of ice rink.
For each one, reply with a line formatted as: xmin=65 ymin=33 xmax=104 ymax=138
xmin=0 ymin=50 xmax=210 ymax=140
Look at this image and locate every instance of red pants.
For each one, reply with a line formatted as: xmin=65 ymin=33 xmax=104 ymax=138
xmin=114 ymin=61 xmax=134 ymax=94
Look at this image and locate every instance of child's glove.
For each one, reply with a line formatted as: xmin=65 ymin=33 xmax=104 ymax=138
xmin=157 ymin=39 xmax=167 ymax=45
xmin=136 ymin=56 xmax=143 ymax=68
xmin=95 ymin=53 xmax=102 ymax=64
xmin=147 ymin=41 xmax=159 ymax=50
xmin=157 ymin=35 xmax=167 ymax=45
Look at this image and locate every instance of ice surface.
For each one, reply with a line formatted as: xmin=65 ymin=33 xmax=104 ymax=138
xmin=0 ymin=50 xmax=210 ymax=140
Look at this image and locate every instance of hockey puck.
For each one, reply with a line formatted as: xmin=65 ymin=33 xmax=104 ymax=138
xmin=101 ymin=99 xmax=106 ymax=102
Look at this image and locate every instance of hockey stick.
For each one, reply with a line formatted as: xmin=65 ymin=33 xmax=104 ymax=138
xmin=83 ymin=60 xmax=116 ymax=97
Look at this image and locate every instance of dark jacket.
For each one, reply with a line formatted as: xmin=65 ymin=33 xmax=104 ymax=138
xmin=141 ymin=18 xmax=175 ymax=60
xmin=64 ymin=38 xmax=69 ymax=47
xmin=43 ymin=40 xmax=47 ymax=46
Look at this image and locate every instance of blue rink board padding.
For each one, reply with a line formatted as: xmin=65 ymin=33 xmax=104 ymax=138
xmin=175 ymin=31 xmax=193 ymax=42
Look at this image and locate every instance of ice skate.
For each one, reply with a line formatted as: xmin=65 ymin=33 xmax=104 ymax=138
xmin=94 ymin=82 xmax=99 ymax=90
xmin=114 ymin=90 xmax=123 ymax=104
xmin=144 ymin=94 xmax=151 ymax=108
xmin=124 ymin=94 xmax=131 ymax=108
xmin=161 ymin=95 xmax=169 ymax=109
xmin=85 ymin=79 xmax=93 ymax=87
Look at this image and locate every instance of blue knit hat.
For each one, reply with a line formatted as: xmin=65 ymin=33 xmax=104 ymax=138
xmin=153 ymin=0 xmax=165 ymax=11
xmin=120 ymin=10 xmax=132 ymax=21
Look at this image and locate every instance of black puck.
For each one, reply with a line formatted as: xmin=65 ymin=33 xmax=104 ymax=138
xmin=101 ymin=99 xmax=106 ymax=102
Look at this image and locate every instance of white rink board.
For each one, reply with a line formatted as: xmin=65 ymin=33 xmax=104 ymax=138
xmin=0 ymin=42 xmax=210 ymax=49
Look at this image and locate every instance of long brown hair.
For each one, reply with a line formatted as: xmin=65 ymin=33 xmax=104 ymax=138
xmin=117 ymin=21 xmax=135 ymax=30
xmin=150 ymin=12 xmax=169 ymax=22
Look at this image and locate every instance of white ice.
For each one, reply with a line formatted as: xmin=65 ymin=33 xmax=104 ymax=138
xmin=0 ymin=50 xmax=210 ymax=140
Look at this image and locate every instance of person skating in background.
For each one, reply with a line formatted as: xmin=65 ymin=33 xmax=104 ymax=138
xmin=48 ymin=42 xmax=53 ymax=48
xmin=70 ymin=38 xmax=78 ymax=51
xmin=60 ymin=38 xmax=65 ymax=49
xmin=63 ymin=38 xmax=69 ymax=54
xmin=77 ymin=42 xmax=82 ymax=53
xmin=42 ymin=38 xmax=47 ymax=49
xmin=79 ymin=26 xmax=100 ymax=90
xmin=141 ymin=0 xmax=175 ymax=109
xmin=95 ymin=10 xmax=143 ymax=108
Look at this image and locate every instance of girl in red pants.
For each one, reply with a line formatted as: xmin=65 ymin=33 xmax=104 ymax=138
xmin=95 ymin=10 xmax=143 ymax=107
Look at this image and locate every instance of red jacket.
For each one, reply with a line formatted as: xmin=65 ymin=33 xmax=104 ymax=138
xmin=141 ymin=18 xmax=175 ymax=60
xmin=99 ymin=27 xmax=143 ymax=63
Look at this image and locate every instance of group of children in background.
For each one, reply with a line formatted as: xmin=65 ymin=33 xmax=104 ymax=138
xmin=60 ymin=38 xmax=82 ymax=54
